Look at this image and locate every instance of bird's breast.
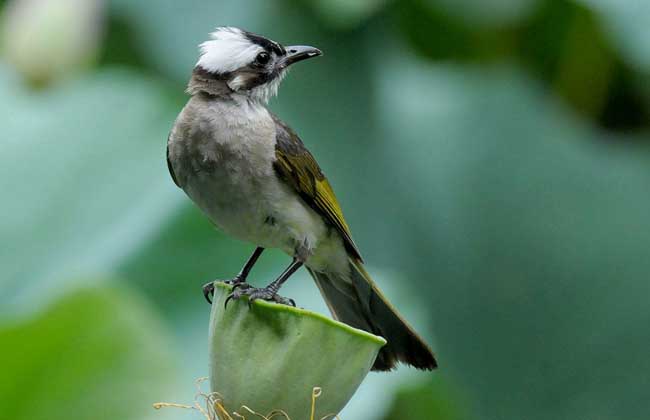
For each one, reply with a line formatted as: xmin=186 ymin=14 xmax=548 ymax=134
xmin=169 ymin=95 xmax=285 ymax=246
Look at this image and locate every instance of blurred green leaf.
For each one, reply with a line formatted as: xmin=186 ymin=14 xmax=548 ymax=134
xmin=372 ymin=43 xmax=650 ymax=419
xmin=577 ymin=0 xmax=650 ymax=72
xmin=304 ymin=0 xmax=389 ymax=29
xmin=393 ymin=0 xmax=475 ymax=60
xmin=382 ymin=377 xmax=467 ymax=420
xmin=0 ymin=285 xmax=177 ymax=420
xmin=551 ymin=5 xmax=614 ymax=118
xmin=391 ymin=0 xmax=521 ymax=63
xmin=425 ymin=0 xmax=539 ymax=28
xmin=0 ymin=65 xmax=182 ymax=314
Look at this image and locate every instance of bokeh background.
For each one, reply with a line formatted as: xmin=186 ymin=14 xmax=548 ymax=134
xmin=1 ymin=0 xmax=649 ymax=419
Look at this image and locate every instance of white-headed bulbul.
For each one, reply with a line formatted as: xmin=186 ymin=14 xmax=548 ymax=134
xmin=167 ymin=27 xmax=437 ymax=371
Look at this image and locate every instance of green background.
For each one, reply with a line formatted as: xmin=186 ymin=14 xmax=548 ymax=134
xmin=1 ymin=0 xmax=649 ymax=419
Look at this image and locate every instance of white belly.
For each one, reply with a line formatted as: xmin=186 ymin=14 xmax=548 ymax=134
xmin=184 ymin=161 xmax=318 ymax=251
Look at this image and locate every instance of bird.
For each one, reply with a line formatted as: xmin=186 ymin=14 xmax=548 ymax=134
xmin=166 ymin=27 xmax=437 ymax=371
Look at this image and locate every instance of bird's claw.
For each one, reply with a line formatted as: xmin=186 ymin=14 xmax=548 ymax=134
xmin=203 ymin=277 xmax=251 ymax=305
xmin=231 ymin=281 xmax=250 ymax=292
xmin=224 ymin=286 xmax=296 ymax=309
xmin=202 ymin=281 xmax=215 ymax=304
xmin=223 ymin=275 xmax=245 ymax=286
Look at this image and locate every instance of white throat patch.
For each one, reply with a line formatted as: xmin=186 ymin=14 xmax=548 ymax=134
xmin=249 ymin=69 xmax=287 ymax=103
xmin=196 ymin=27 xmax=263 ymax=74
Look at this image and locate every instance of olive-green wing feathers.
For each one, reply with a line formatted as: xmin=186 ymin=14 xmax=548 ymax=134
xmin=271 ymin=114 xmax=362 ymax=261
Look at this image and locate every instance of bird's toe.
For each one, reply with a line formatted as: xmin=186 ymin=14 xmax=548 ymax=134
xmin=202 ymin=281 xmax=215 ymax=304
xmin=224 ymin=286 xmax=296 ymax=308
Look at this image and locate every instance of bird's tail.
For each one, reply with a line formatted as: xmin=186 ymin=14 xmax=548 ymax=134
xmin=307 ymin=258 xmax=437 ymax=371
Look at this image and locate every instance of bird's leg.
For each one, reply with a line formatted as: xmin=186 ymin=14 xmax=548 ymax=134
xmin=224 ymin=246 xmax=265 ymax=287
xmin=225 ymin=258 xmax=303 ymax=308
xmin=202 ymin=247 xmax=264 ymax=304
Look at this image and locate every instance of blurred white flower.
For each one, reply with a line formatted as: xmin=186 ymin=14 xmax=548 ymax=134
xmin=1 ymin=0 xmax=105 ymax=86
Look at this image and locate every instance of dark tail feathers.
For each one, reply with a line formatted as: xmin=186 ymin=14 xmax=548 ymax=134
xmin=308 ymin=258 xmax=437 ymax=371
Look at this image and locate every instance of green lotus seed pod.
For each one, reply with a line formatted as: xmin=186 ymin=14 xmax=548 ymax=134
xmin=208 ymin=282 xmax=386 ymax=419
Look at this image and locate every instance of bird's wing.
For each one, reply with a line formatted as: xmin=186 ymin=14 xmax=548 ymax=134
xmin=271 ymin=114 xmax=363 ymax=261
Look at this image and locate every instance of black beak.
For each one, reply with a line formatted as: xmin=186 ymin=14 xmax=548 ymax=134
xmin=281 ymin=45 xmax=323 ymax=68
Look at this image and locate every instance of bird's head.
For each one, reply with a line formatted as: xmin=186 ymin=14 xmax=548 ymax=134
xmin=190 ymin=27 xmax=322 ymax=102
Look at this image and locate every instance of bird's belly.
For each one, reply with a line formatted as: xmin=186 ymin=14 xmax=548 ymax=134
xmin=184 ymin=165 xmax=276 ymax=245
xmin=184 ymin=167 xmax=349 ymax=273
xmin=183 ymin=162 xmax=328 ymax=258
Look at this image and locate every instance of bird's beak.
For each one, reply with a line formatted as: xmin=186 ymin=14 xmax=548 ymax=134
xmin=281 ymin=45 xmax=323 ymax=68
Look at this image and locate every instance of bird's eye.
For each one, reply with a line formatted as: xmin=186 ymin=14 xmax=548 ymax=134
xmin=255 ymin=52 xmax=271 ymax=65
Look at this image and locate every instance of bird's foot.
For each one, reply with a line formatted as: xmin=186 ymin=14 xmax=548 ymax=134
xmin=203 ymin=276 xmax=249 ymax=304
xmin=225 ymin=285 xmax=295 ymax=309
xmin=223 ymin=275 xmax=246 ymax=287
xmin=202 ymin=281 xmax=216 ymax=304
